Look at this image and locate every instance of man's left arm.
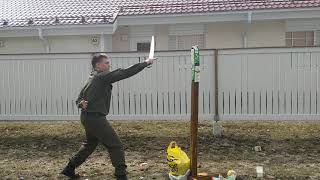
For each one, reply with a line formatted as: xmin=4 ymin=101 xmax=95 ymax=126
xmin=108 ymin=59 xmax=155 ymax=83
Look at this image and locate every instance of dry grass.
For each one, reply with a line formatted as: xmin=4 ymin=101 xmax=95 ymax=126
xmin=0 ymin=120 xmax=319 ymax=180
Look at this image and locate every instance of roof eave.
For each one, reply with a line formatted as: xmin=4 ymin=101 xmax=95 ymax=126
xmin=0 ymin=23 xmax=116 ymax=37
xmin=117 ymin=7 xmax=320 ymax=25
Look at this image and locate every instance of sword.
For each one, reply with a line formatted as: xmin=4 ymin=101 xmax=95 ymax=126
xmin=147 ymin=35 xmax=157 ymax=68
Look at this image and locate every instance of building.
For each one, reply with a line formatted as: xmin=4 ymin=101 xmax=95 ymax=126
xmin=0 ymin=0 xmax=320 ymax=54
xmin=1 ymin=0 xmax=320 ymax=121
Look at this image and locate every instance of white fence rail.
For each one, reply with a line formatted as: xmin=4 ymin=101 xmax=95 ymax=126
xmin=0 ymin=47 xmax=320 ymax=120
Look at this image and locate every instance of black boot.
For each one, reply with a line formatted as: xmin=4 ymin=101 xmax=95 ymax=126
xmin=60 ymin=162 xmax=80 ymax=179
xmin=116 ymin=174 xmax=128 ymax=180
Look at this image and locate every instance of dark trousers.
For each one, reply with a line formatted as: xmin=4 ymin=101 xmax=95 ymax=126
xmin=68 ymin=112 xmax=127 ymax=176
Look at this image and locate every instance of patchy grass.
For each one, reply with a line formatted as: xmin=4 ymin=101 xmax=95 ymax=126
xmin=0 ymin=120 xmax=319 ymax=180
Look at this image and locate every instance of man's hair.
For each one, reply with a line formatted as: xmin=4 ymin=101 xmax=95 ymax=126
xmin=91 ymin=53 xmax=108 ymax=69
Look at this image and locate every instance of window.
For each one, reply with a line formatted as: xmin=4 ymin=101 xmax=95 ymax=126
xmin=169 ymin=34 xmax=205 ymax=50
xmin=286 ymin=31 xmax=314 ymax=47
xmin=137 ymin=42 xmax=151 ymax=52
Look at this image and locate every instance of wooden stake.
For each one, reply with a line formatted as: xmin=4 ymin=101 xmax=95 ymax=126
xmin=190 ymin=80 xmax=199 ymax=178
xmin=190 ymin=45 xmax=200 ymax=178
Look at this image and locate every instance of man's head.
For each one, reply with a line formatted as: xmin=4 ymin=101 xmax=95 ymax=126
xmin=91 ymin=53 xmax=110 ymax=72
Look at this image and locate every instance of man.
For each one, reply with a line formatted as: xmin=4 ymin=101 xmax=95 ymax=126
xmin=61 ymin=53 xmax=155 ymax=180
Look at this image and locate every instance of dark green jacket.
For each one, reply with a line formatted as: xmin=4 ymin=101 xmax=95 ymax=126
xmin=76 ymin=62 xmax=148 ymax=115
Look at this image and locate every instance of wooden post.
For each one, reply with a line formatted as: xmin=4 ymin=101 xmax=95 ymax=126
xmin=190 ymin=46 xmax=200 ymax=178
xmin=213 ymin=49 xmax=222 ymax=137
xmin=190 ymin=81 xmax=199 ymax=178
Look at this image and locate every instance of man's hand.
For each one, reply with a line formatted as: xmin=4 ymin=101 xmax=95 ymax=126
xmin=80 ymin=100 xmax=88 ymax=109
xmin=145 ymin=58 xmax=156 ymax=65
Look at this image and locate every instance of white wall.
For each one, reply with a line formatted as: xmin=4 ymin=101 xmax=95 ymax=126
xmin=0 ymin=35 xmax=107 ymax=54
xmin=0 ymin=37 xmax=45 ymax=54
xmin=0 ymin=20 xmax=310 ymax=54
xmin=247 ymin=20 xmax=286 ymax=47
xmin=49 ymin=35 xmax=101 ymax=53
xmin=112 ymin=26 xmax=130 ymax=52
xmin=206 ymin=20 xmax=286 ymax=49
xmin=206 ymin=22 xmax=245 ymax=49
xmin=128 ymin=25 xmax=155 ymax=51
xmin=286 ymin=18 xmax=320 ymax=32
xmin=155 ymin=24 xmax=169 ymax=51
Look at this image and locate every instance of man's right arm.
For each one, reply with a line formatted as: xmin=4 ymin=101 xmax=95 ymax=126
xmin=75 ymin=90 xmax=84 ymax=109
xmin=76 ymin=76 xmax=94 ymax=109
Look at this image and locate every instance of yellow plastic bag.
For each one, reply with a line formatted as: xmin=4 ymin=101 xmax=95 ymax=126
xmin=167 ymin=141 xmax=190 ymax=176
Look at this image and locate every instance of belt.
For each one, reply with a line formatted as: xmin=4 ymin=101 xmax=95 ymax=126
xmin=82 ymin=111 xmax=105 ymax=117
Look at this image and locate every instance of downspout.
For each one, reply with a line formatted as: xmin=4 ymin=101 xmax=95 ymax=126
xmin=38 ymin=28 xmax=50 ymax=53
xmin=243 ymin=12 xmax=252 ymax=48
xmin=100 ymin=33 xmax=105 ymax=52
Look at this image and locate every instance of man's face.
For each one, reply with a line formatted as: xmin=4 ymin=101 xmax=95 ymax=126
xmin=96 ymin=57 xmax=110 ymax=72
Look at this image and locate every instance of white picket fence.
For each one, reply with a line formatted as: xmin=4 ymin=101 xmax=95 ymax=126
xmin=219 ymin=47 xmax=320 ymax=120
xmin=0 ymin=47 xmax=320 ymax=120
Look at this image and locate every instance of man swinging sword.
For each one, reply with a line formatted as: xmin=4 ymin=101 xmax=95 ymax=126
xmin=61 ymin=53 xmax=156 ymax=180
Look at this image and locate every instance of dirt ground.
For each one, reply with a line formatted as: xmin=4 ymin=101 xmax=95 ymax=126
xmin=0 ymin=120 xmax=319 ymax=180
